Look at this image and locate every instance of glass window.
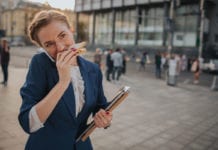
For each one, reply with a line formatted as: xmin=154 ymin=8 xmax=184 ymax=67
xmin=102 ymin=0 xmax=111 ymax=8
xmin=138 ymin=7 xmax=164 ymax=46
xmin=115 ymin=9 xmax=135 ymax=45
xmin=95 ymin=12 xmax=112 ymax=44
xmin=175 ymin=16 xmax=185 ymax=32
xmin=174 ymin=4 xmax=198 ymax=47
xmin=186 ymin=15 xmax=197 ymax=32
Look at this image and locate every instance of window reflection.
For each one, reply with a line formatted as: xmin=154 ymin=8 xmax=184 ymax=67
xmin=115 ymin=9 xmax=136 ymax=45
xmin=174 ymin=4 xmax=199 ymax=47
xmin=95 ymin=12 xmax=112 ymax=44
xmin=138 ymin=7 xmax=164 ymax=46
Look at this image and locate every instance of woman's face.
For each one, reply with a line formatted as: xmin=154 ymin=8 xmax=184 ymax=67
xmin=37 ymin=21 xmax=75 ymax=60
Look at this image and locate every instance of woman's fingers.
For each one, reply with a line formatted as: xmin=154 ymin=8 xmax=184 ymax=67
xmin=94 ymin=109 xmax=112 ymax=128
xmin=56 ymin=50 xmax=77 ymax=66
xmin=57 ymin=50 xmax=72 ymax=63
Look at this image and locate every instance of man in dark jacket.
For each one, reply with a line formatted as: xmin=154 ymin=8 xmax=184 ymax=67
xmin=0 ymin=39 xmax=10 ymax=86
xmin=105 ymin=49 xmax=113 ymax=81
xmin=155 ymin=52 xmax=161 ymax=78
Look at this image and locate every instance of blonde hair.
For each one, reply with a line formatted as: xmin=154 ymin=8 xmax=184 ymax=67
xmin=28 ymin=10 xmax=70 ymax=46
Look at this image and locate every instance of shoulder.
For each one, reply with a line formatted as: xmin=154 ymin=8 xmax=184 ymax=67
xmin=30 ymin=52 xmax=53 ymax=70
xmin=78 ymin=56 xmax=99 ymax=71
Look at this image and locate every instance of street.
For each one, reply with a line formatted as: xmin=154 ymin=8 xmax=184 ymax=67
xmin=0 ymin=47 xmax=218 ymax=150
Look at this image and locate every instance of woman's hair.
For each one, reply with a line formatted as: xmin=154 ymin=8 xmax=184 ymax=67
xmin=28 ymin=10 xmax=70 ymax=46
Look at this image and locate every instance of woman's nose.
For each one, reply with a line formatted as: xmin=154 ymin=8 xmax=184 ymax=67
xmin=56 ymin=42 xmax=65 ymax=52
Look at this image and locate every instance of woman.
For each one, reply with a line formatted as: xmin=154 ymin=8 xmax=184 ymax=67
xmin=191 ymin=58 xmax=200 ymax=84
xmin=167 ymin=54 xmax=179 ymax=86
xmin=18 ymin=10 xmax=112 ymax=150
xmin=0 ymin=39 xmax=10 ymax=86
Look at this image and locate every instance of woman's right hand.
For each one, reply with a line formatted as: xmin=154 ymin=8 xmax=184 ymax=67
xmin=56 ymin=50 xmax=77 ymax=87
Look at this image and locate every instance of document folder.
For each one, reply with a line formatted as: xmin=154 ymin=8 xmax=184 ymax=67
xmin=76 ymin=86 xmax=130 ymax=142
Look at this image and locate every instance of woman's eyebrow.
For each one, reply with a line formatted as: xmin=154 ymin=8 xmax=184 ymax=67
xmin=43 ymin=31 xmax=65 ymax=46
xmin=57 ymin=31 xmax=65 ymax=37
xmin=43 ymin=41 xmax=54 ymax=46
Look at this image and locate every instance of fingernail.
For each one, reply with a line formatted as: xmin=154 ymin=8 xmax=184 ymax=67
xmin=71 ymin=48 xmax=76 ymax=51
xmin=106 ymin=112 xmax=109 ymax=115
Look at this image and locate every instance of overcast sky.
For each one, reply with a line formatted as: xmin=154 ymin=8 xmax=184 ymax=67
xmin=28 ymin=0 xmax=75 ymax=10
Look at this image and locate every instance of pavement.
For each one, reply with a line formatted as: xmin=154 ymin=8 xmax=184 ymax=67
xmin=0 ymin=47 xmax=218 ymax=150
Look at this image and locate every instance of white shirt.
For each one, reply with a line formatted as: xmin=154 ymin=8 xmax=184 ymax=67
xmin=169 ymin=59 xmax=178 ymax=76
xmin=111 ymin=52 xmax=123 ymax=67
xmin=29 ymin=51 xmax=85 ymax=133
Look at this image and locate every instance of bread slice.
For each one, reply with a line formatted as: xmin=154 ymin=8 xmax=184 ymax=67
xmin=71 ymin=42 xmax=87 ymax=54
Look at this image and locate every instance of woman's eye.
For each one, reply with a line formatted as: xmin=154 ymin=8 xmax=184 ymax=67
xmin=60 ymin=33 xmax=66 ymax=39
xmin=45 ymin=43 xmax=53 ymax=48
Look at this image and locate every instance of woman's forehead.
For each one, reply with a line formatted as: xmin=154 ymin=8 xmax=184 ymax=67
xmin=38 ymin=21 xmax=69 ymax=41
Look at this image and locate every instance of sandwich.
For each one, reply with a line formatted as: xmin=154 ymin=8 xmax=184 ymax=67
xmin=71 ymin=42 xmax=87 ymax=55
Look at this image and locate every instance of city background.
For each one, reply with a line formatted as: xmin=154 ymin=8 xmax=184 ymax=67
xmin=0 ymin=0 xmax=218 ymax=150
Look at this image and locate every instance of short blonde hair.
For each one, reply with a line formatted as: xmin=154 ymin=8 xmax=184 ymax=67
xmin=28 ymin=10 xmax=70 ymax=46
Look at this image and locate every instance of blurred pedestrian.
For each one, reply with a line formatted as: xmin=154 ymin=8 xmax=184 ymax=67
xmin=121 ymin=48 xmax=127 ymax=74
xmin=105 ymin=49 xmax=113 ymax=81
xmin=111 ymin=48 xmax=123 ymax=81
xmin=191 ymin=58 xmax=200 ymax=84
xmin=187 ymin=57 xmax=193 ymax=71
xmin=181 ymin=54 xmax=187 ymax=71
xmin=161 ymin=52 xmax=168 ymax=79
xmin=93 ymin=48 xmax=102 ymax=68
xmin=155 ymin=52 xmax=161 ymax=78
xmin=138 ymin=52 xmax=147 ymax=71
xmin=0 ymin=39 xmax=10 ymax=86
xmin=167 ymin=54 xmax=179 ymax=86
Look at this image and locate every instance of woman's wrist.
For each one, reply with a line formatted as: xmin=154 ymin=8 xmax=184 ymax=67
xmin=57 ymin=81 xmax=69 ymax=91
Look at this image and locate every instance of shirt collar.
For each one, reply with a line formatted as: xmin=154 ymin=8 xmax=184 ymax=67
xmin=40 ymin=48 xmax=55 ymax=62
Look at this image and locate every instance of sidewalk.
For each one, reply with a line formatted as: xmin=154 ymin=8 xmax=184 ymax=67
xmin=1 ymin=47 xmax=218 ymax=149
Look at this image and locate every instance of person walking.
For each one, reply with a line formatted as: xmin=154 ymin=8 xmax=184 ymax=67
xmin=111 ymin=48 xmax=123 ymax=81
xmin=138 ymin=52 xmax=147 ymax=71
xmin=18 ymin=10 xmax=112 ymax=150
xmin=155 ymin=52 xmax=162 ymax=78
xmin=0 ymin=39 xmax=10 ymax=86
xmin=191 ymin=58 xmax=200 ymax=84
xmin=167 ymin=54 xmax=179 ymax=86
xmin=105 ymin=49 xmax=113 ymax=81
xmin=121 ymin=48 xmax=127 ymax=74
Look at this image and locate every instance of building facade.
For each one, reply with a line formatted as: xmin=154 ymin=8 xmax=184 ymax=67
xmin=0 ymin=0 xmax=75 ymax=45
xmin=74 ymin=0 xmax=218 ymax=57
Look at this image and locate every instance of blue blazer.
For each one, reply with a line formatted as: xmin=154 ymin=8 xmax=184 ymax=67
xmin=18 ymin=53 xmax=108 ymax=150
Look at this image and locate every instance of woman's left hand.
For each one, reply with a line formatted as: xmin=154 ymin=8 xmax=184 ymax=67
xmin=94 ymin=109 xmax=112 ymax=128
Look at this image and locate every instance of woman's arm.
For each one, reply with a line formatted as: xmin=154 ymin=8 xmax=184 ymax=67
xmin=19 ymin=50 xmax=77 ymax=133
xmin=34 ymin=50 xmax=77 ymax=123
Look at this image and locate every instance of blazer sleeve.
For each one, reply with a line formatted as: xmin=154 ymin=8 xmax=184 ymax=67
xmin=18 ymin=55 xmax=48 ymax=134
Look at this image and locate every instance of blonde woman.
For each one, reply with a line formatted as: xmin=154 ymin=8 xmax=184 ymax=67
xmin=18 ymin=10 xmax=112 ymax=150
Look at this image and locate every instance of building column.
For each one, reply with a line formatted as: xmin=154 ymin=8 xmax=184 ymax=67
xmin=163 ymin=2 xmax=169 ymax=47
xmin=199 ymin=0 xmax=205 ymax=58
xmin=111 ymin=9 xmax=116 ymax=47
xmin=135 ymin=6 xmax=139 ymax=46
xmin=75 ymin=12 xmax=79 ymax=42
xmin=167 ymin=0 xmax=175 ymax=54
xmin=92 ymin=11 xmax=96 ymax=45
